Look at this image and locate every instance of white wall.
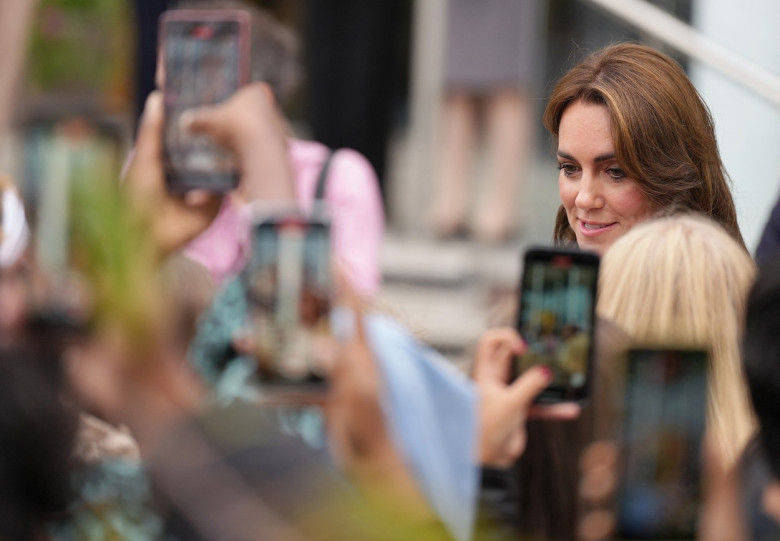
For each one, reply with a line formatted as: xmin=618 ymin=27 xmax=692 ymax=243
xmin=691 ymin=0 xmax=780 ymax=253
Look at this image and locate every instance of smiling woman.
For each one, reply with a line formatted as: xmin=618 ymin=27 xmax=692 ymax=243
xmin=544 ymin=43 xmax=744 ymax=253
xmin=556 ymin=100 xmax=652 ymax=255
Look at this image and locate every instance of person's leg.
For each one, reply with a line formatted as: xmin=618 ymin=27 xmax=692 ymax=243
xmin=429 ymin=92 xmax=477 ymax=238
xmin=0 ymin=0 xmax=36 ymax=144
xmin=473 ymin=88 xmax=532 ymax=242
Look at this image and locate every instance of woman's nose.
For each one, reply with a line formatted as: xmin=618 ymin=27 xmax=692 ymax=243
xmin=574 ymin=173 xmax=604 ymax=211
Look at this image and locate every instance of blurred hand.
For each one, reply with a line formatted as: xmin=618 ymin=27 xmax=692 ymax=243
xmin=577 ymin=440 xmax=618 ymax=541
xmin=180 ymin=82 xmax=296 ymax=205
xmin=577 ymin=439 xmax=749 ymax=541
xmin=324 ymin=278 xmax=429 ymax=517
xmin=473 ymin=328 xmax=581 ymax=467
xmin=125 ymin=83 xmax=298 ymax=256
xmin=124 ymin=91 xmax=223 ymax=256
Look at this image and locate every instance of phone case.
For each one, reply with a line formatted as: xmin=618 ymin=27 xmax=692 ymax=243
xmin=159 ymin=10 xmax=251 ymax=193
xmin=514 ymin=246 xmax=600 ymax=403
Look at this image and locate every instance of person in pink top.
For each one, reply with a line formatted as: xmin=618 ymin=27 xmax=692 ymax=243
xmin=181 ymin=1 xmax=385 ymax=297
xmin=185 ymin=139 xmax=384 ymax=296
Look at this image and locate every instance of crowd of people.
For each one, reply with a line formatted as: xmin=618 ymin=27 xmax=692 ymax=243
xmin=3 ymin=3 xmax=780 ymax=541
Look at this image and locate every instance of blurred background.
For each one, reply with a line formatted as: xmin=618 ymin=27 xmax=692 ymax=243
xmin=1 ymin=0 xmax=778 ymax=366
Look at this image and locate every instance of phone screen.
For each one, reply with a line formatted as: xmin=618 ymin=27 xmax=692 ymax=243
xmin=616 ymin=349 xmax=708 ymax=540
xmin=245 ymin=214 xmax=333 ymax=389
xmin=161 ymin=11 xmax=249 ymax=192
xmin=515 ymin=248 xmax=599 ymax=402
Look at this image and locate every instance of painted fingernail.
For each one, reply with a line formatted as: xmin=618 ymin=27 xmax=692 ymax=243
xmin=539 ymin=365 xmax=553 ymax=380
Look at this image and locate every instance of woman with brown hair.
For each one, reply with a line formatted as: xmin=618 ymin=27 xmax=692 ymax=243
xmin=485 ymin=42 xmax=746 ymax=540
xmin=545 ymin=42 xmax=744 ymax=254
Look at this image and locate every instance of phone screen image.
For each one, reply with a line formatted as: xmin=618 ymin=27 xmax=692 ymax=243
xmin=617 ymin=349 xmax=708 ymax=540
xmin=161 ymin=11 xmax=249 ymax=191
xmin=246 ymin=216 xmax=333 ymax=388
xmin=515 ymin=248 xmax=599 ymax=402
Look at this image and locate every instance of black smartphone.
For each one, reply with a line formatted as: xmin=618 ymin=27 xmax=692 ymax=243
xmin=514 ymin=247 xmax=599 ymax=403
xmin=615 ymin=348 xmax=709 ymax=540
xmin=244 ymin=210 xmax=333 ymax=394
xmin=159 ymin=10 xmax=250 ymax=192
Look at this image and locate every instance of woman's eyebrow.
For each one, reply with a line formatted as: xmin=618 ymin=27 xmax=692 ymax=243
xmin=556 ymin=150 xmax=616 ymax=164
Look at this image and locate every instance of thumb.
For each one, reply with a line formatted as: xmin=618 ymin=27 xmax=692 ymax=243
xmin=179 ymin=105 xmax=231 ymax=149
xmin=134 ymin=91 xmax=164 ymax=168
xmin=507 ymin=365 xmax=553 ymax=411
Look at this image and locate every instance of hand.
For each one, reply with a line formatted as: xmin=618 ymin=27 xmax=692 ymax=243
xmin=124 ymin=91 xmax=223 ymax=256
xmin=473 ymin=328 xmax=580 ymax=467
xmin=577 ymin=440 xmax=619 ymax=541
xmin=324 ymin=278 xmax=429 ymax=517
xmin=577 ymin=440 xmax=748 ymax=541
xmin=180 ymin=82 xmax=296 ymax=205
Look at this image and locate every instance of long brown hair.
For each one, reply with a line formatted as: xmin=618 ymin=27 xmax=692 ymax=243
xmin=544 ymin=43 xmax=744 ymax=248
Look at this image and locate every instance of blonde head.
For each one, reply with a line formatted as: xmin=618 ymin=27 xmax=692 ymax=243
xmin=597 ymin=214 xmax=756 ymax=465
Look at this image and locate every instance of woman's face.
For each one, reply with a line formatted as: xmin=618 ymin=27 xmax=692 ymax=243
xmin=557 ymin=100 xmax=652 ymax=255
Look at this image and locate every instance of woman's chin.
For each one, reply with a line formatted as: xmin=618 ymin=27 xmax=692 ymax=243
xmin=575 ymin=235 xmax=612 ymax=256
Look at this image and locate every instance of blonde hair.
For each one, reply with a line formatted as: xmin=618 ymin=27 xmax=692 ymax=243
xmin=597 ymin=214 xmax=756 ymax=465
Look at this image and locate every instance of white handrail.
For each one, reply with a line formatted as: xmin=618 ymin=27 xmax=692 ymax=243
xmin=584 ymin=0 xmax=780 ymax=108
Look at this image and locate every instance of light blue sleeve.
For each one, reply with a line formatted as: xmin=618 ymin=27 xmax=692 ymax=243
xmin=335 ymin=310 xmax=480 ymax=541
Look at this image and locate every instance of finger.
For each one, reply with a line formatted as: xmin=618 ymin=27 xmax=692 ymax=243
xmin=231 ymin=328 xmax=256 ymax=356
xmin=183 ymin=189 xmax=220 ymax=207
xmin=475 ymin=328 xmax=524 ymax=360
xmin=506 ymin=364 xmax=553 ymax=411
xmin=332 ymin=264 xmax=367 ymax=344
xmin=579 ymin=510 xmax=615 ymax=541
xmin=580 ymin=463 xmax=617 ymax=503
xmin=528 ymin=402 xmax=581 ymax=420
xmin=179 ymin=105 xmax=230 ymax=149
xmin=348 ymin=287 xmax=367 ymax=346
xmin=474 ymin=328 xmax=525 ymax=382
xmin=135 ymin=91 xmax=164 ymax=165
xmin=580 ymin=440 xmax=619 ymax=472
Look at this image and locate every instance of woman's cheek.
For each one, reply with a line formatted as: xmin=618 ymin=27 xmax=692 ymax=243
xmin=558 ymin=176 xmax=577 ymax=212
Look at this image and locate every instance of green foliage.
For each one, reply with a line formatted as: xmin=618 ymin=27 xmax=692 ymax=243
xmin=68 ymin=172 xmax=159 ymax=345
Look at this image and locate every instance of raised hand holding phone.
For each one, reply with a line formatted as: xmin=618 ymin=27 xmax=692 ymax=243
xmin=474 ymin=328 xmax=580 ymax=467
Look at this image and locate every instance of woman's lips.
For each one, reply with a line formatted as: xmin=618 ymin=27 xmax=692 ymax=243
xmin=578 ymin=220 xmax=617 ymax=237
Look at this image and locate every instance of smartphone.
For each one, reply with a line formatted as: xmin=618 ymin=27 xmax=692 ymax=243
xmin=615 ymin=348 xmax=709 ymax=540
xmin=159 ymin=10 xmax=250 ymax=192
xmin=514 ymin=247 xmax=599 ymax=403
xmin=244 ymin=210 xmax=333 ymax=393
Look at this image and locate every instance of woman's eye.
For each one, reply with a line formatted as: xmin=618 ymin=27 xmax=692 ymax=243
xmin=606 ymin=167 xmax=627 ymax=180
xmin=557 ymin=163 xmax=578 ymax=177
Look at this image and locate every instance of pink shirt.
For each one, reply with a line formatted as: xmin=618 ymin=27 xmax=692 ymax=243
xmin=184 ymin=138 xmax=384 ymax=296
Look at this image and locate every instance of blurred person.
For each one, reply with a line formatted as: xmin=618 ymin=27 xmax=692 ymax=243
xmin=479 ymin=216 xmax=753 ymax=540
xmin=72 ymin=86 xmax=428 ymax=540
xmin=430 ymin=0 xmax=544 ymax=241
xmin=571 ymin=215 xmax=757 ymax=541
xmin=122 ymin=84 xmax=585 ymax=540
xmin=739 ymin=253 xmax=780 ymax=539
xmin=0 ymin=330 xmax=80 ymax=541
xmin=545 ymin=43 xmax=744 ymax=255
xmin=598 ymin=214 xmax=756 ymax=467
xmin=174 ymin=0 xmax=385 ymax=297
xmin=476 ymin=315 xmax=629 ymax=541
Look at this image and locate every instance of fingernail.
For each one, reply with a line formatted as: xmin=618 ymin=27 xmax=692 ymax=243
xmin=538 ymin=365 xmax=553 ymax=380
